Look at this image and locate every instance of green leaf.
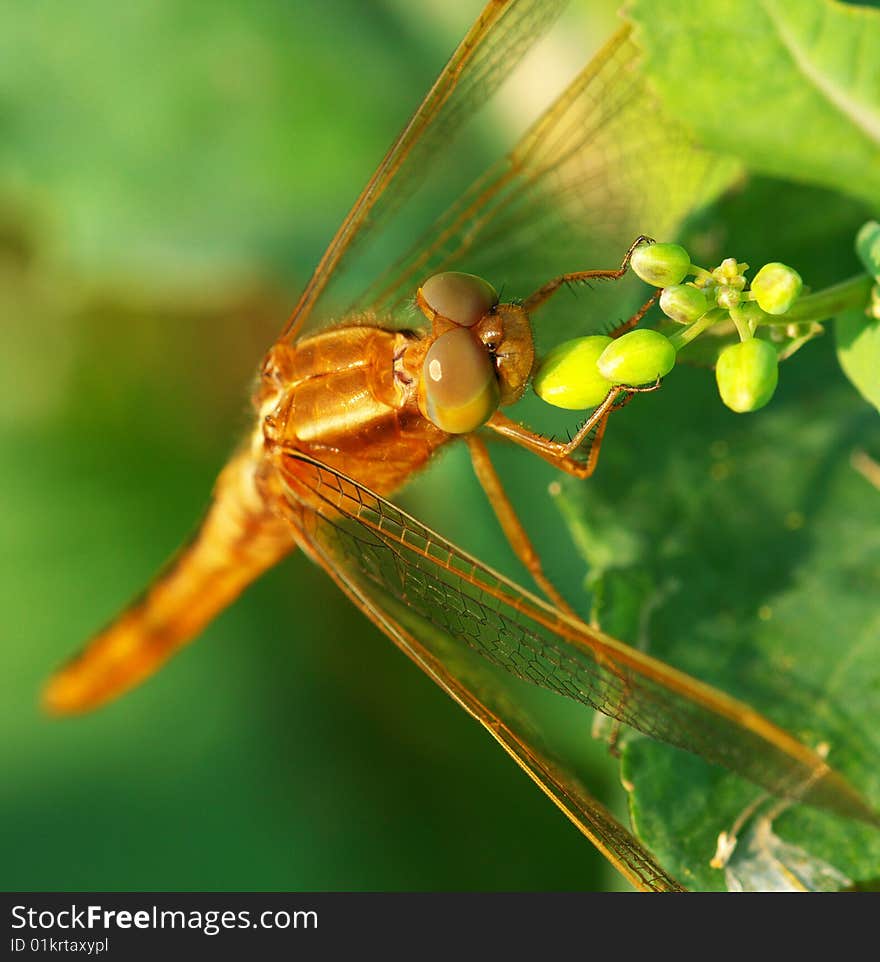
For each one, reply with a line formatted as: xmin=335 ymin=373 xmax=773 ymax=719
xmin=836 ymin=307 xmax=880 ymax=410
xmin=555 ymin=368 xmax=880 ymax=888
xmin=628 ymin=0 xmax=880 ymax=206
xmin=552 ymin=174 xmax=880 ymax=887
xmin=856 ymin=221 xmax=880 ymax=279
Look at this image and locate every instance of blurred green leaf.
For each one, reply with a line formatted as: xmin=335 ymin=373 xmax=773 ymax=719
xmin=628 ymin=0 xmax=880 ymax=206
xmin=0 ymin=0 xmax=462 ymax=282
xmin=856 ymin=221 xmax=880 ymax=278
xmin=836 ymin=307 xmax=880 ymax=411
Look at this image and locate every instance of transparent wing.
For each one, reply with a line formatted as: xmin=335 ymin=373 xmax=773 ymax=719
xmin=279 ymin=452 xmax=878 ymax=828
xmin=357 ymin=22 xmax=739 ymax=352
xmin=295 ymin=511 xmax=685 ymax=891
xmin=281 ymin=0 xmax=570 ymax=342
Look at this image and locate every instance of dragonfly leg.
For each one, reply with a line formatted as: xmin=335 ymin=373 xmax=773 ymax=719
xmin=522 ymin=234 xmax=653 ymax=312
xmin=487 ymin=406 xmax=613 ymax=479
xmin=477 ymin=420 xmax=640 ymax=744
xmin=485 ymin=410 xmax=656 ymax=755
xmin=489 ymin=263 xmax=669 ymax=480
xmin=465 ymin=435 xmax=578 ymax=616
xmin=606 ymin=291 xmax=660 ymax=338
xmin=488 ymin=377 xmax=661 ymax=479
xmin=604 ymin=696 xmax=629 ymax=756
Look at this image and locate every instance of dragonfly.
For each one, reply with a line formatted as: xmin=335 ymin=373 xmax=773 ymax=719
xmin=43 ymin=0 xmax=877 ymax=891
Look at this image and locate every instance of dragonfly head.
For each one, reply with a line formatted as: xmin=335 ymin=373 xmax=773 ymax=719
xmin=415 ymin=272 xmax=534 ymax=434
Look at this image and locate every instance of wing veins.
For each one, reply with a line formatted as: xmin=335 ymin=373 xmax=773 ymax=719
xmin=295 ymin=511 xmax=686 ymax=891
xmin=283 ymin=451 xmax=879 ymax=825
xmin=282 ymin=0 xmax=569 ymax=341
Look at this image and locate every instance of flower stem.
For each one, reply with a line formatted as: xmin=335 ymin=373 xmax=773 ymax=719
xmin=689 ymin=265 xmax=714 ymax=286
xmin=668 ymin=308 xmax=726 ymax=351
xmin=756 ymin=273 xmax=873 ymax=326
xmin=730 ymin=312 xmax=753 ymax=342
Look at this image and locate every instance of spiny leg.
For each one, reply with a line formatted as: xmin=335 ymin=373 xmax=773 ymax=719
xmin=603 ymin=687 xmax=630 ymax=756
xmin=488 ymin=282 xmax=662 ymax=476
xmin=511 ymin=232 xmax=661 ymax=474
xmin=490 ymin=386 xmax=657 ymax=751
xmin=523 ymin=235 xmax=652 ymax=313
xmin=487 ymin=279 xmax=662 ymax=746
xmin=492 ymin=403 xmax=645 ymax=754
xmin=465 ymin=434 xmax=577 ymax=617
xmin=607 ymin=291 xmax=659 ymax=338
xmin=488 ymin=383 xmax=660 ymax=478
xmin=467 ymin=432 xmax=635 ymax=734
xmin=478 ymin=260 xmax=662 ymax=738
xmin=484 ymin=409 xmax=638 ymax=751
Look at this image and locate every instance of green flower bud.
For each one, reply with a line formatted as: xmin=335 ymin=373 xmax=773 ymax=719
xmin=533 ymin=335 xmax=614 ymax=410
xmin=750 ymin=262 xmax=803 ymax=315
xmin=716 ymin=286 xmax=741 ymax=310
xmin=630 ymin=242 xmax=691 ymax=288
xmin=597 ymin=329 xmax=676 ymax=386
xmin=659 ymin=284 xmax=708 ymax=323
xmin=715 ymin=338 xmax=778 ymax=412
xmin=855 ymin=221 xmax=880 ymax=280
xmin=712 ymin=257 xmax=748 ymax=289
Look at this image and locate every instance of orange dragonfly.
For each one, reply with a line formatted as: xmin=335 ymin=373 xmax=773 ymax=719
xmin=43 ymin=0 xmax=876 ymax=890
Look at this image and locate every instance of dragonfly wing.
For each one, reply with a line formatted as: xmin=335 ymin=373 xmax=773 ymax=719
xmin=283 ymin=0 xmax=570 ymax=341
xmin=278 ymin=451 xmax=878 ymax=828
xmin=289 ymin=472 xmax=686 ymax=891
xmin=357 ymin=22 xmax=740 ymax=348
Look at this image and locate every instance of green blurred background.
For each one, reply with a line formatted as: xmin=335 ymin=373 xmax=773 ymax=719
xmin=6 ymin=0 xmax=877 ymax=894
xmin=1 ymin=0 xmax=636 ymax=891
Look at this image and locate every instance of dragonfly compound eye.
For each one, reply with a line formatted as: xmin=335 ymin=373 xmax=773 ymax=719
xmin=419 ymin=272 xmax=498 ymax=328
xmin=422 ymin=327 xmax=500 ymax=434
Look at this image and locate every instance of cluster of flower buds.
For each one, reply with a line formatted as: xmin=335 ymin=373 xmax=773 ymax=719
xmin=633 ymin=243 xmax=803 ymax=322
xmin=533 ymin=328 xmax=676 ymax=411
xmin=534 ymin=240 xmax=806 ymax=415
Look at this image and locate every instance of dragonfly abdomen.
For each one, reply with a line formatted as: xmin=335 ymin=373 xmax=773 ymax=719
xmin=43 ymin=447 xmax=295 ymax=714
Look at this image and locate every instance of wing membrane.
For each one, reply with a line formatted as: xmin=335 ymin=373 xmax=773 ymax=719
xmin=282 ymin=0 xmax=569 ymax=341
xmin=358 ymin=22 xmax=738 ymax=348
xmin=280 ymin=452 xmax=878 ymax=827
xmin=297 ymin=519 xmax=685 ymax=891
